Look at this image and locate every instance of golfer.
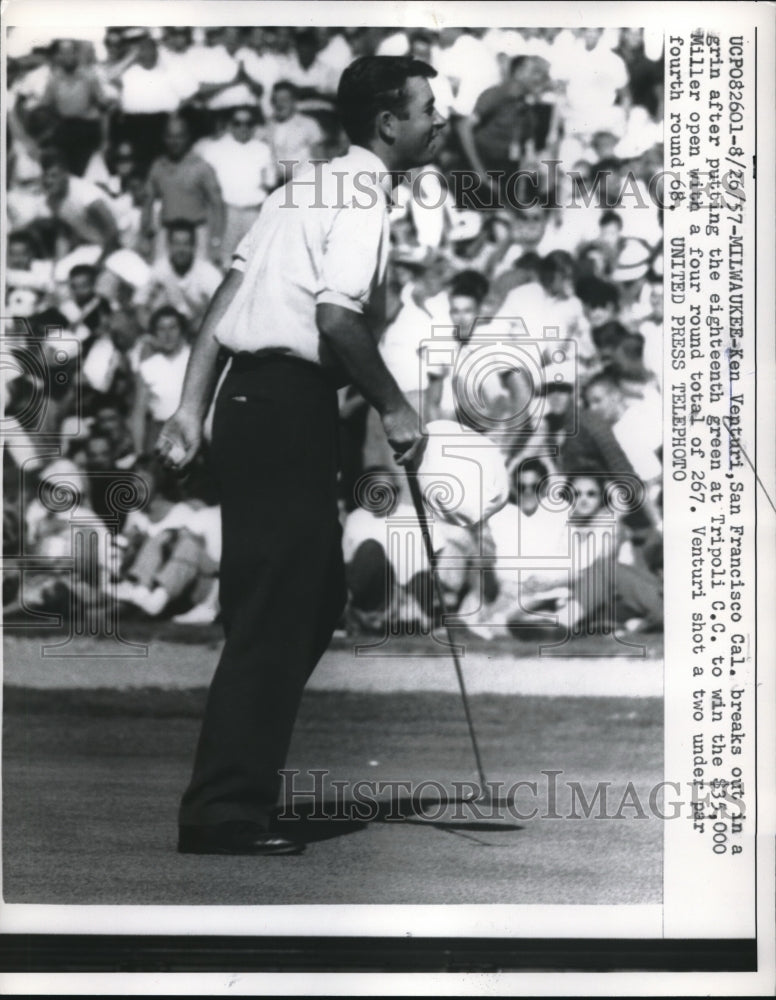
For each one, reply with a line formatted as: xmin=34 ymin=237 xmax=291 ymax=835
xmin=156 ymin=56 xmax=446 ymax=856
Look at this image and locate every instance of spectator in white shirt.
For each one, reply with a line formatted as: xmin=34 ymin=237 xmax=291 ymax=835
xmin=6 ymin=230 xmax=54 ymax=299
xmin=283 ymin=29 xmax=340 ymax=106
xmin=200 ymin=107 xmax=274 ymax=257
xmin=131 ymin=305 xmax=191 ymax=453
xmin=264 ymin=81 xmax=325 ymax=184
xmin=40 ymin=149 xmax=121 ymax=261
xmin=115 ymin=35 xmax=190 ymax=173
xmin=137 ymin=220 xmax=223 ymax=329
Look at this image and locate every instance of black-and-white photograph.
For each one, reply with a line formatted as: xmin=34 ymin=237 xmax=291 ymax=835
xmin=1 ymin=0 xmax=772 ymax=993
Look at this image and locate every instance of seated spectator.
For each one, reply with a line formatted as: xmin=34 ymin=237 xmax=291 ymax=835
xmin=576 ymin=275 xmax=621 ymax=332
xmin=583 ymin=370 xmax=661 ymax=494
xmin=116 ymin=457 xmax=220 ymax=618
xmin=130 ymin=306 xmax=191 ymax=454
xmin=457 ymin=458 xmax=570 ymax=637
xmin=586 ymin=209 xmax=625 ymax=276
xmin=589 ymin=318 xmax=630 ymax=361
xmin=566 ymin=470 xmax=663 ymax=633
xmin=40 ymin=149 xmax=121 ymax=260
xmin=610 ymin=238 xmax=656 ymax=323
xmin=637 ymin=276 xmax=663 ymax=387
xmin=200 ymin=106 xmax=273 ymax=258
xmin=79 ymin=306 xmax=137 ymax=402
xmin=499 ymin=250 xmax=597 ymax=369
xmin=142 ymin=115 xmax=225 ymax=264
xmin=82 ymin=429 xmax=134 ymax=531
xmin=341 ymin=467 xmax=427 ymax=634
xmin=137 ymin=219 xmax=223 ymax=328
xmin=84 ymin=139 xmax=139 ymax=198
xmin=264 ymin=81 xmax=325 ymax=184
xmin=425 ymin=269 xmax=492 ymax=424
xmin=40 ymin=39 xmax=111 ymax=176
xmin=58 ymin=263 xmax=110 ymax=333
xmin=92 ymin=399 xmax=137 ymax=468
xmin=12 ymin=457 xmax=116 ymax=619
xmin=6 ymin=229 xmax=54 ymax=299
xmin=512 ymin=361 xmax=641 ymax=493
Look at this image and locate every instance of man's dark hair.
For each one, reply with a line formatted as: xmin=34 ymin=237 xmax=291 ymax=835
xmin=538 ymin=250 xmax=574 ymax=288
xmin=272 ymin=79 xmax=297 ymax=98
xmin=449 ymin=269 xmax=489 ymax=303
xmin=514 ymin=251 xmax=541 ymax=272
xmin=8 ymin=229 xmax=33 ymax=249
xmin=516 ymin=456 xmax=549 ymax=479
xmin=509 ymin=54 xmax=530 ymax=76
xmin=591 ymin=319 xmax=629 ymax=353
xmin=336 ymin=55 xmax=436 ymax=146
xmin=150 ymin=304 xmax=186 ymax=333
xmin=576 ymin=275 xmax=620 ymax=310
xmin=599 ymin=209 xmax=623 ymax=229
xmin=69 ymin=264 xmax=97 ymax=283
xmin=165 ymin=219 xmax=197 ymax=240
xmin=40 ymin=148 xmax=68 ymax=172
xmin=583 ymin=370 xmax=622 ymax=402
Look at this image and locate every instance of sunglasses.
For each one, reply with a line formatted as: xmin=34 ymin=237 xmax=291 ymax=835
xmin=232 ymin=118 xmax=253 ymax=127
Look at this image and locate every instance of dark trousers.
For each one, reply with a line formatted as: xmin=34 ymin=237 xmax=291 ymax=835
xmin=55 ymin=117 xmax=102 ymax=176
xmin=178 ymin=355 xmax=346 ymax=828
xmin=112 ymin=112 xmax=169 ymax=176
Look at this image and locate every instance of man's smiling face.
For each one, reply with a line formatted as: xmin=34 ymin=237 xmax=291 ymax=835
xmin=392 ymin=76 xmax=446 ymax=170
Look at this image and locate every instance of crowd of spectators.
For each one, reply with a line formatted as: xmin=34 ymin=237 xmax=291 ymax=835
xmin=4 ymin=25 xmax=665 ymax=638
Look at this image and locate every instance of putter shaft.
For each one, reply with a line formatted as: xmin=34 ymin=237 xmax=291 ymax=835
xmin=406 ymin=470 xmax=489 ymax=792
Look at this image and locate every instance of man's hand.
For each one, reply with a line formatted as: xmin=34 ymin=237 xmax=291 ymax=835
xmin=381 ymin=401 xmax=426 ymax=468
xmin=156 ymin=407 xmax=202 ymax=471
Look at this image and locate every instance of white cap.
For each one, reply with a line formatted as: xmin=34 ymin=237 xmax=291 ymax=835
xmin=104 ymin=249 xmax=151 ymax=289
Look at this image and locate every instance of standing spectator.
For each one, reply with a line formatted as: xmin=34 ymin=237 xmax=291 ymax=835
xmin=264 ymin=81 xmax=325 ymax=183
xmin=40 ymin=149 xmax=121 ymax=260
xmin=142 ymin=116 xmax=225 ymax=264
xmin=130 ymin=306 xmax=191 ymax=454
xmin=200 ymin=107 xmax=274 ymax=258
xmin=137 ymin=220 xmax=223 ymax=329
xmin=40 ymin=39 xmax=111 ymax=176
xmin=555 ymin=29 xmax=630 ymax=161
xmin=457 ymin=54 xmax=555 ymax=198
xmin=283 ymin=29 xmax=340 ymax=104
xmin=434 ymin=28 xmax=501 ymax=124
xmin=114 ymin=34 xmax=192 ymax=174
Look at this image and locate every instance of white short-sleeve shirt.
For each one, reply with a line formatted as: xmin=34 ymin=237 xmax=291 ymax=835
xmin=216 ymin=145 xmax=392 ymax=362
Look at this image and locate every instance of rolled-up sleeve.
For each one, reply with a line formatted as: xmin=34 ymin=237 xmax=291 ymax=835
xmin=230 ymin=224 xmax=255 ymax=273
xmin=316 ymin=199 xmax=387 ymax=314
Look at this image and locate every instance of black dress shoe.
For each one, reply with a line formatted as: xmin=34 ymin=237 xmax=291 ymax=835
xmin=178 ymin=821 xmax=305 ymax=856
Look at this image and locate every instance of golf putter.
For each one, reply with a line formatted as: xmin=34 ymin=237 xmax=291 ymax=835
xmin=405 ymin=465 xmax=491 ymax=801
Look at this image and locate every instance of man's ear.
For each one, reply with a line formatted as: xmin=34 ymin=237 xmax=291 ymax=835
xmin=376 ymin=109 xmax=396 ymax=143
